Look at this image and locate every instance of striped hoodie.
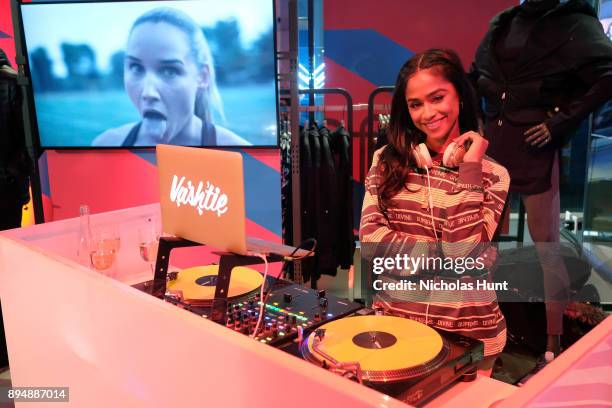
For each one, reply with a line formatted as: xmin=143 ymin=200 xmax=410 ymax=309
xmin=360 ymin=147 xmax=510 ymax=356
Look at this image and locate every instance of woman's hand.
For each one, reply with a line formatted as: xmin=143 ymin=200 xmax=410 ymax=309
xmin=454 ymin=131 xmax=489 ymax=163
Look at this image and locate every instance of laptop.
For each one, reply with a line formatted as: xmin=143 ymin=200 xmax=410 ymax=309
xmin=156 ymin=144 xmax=308 ymax=257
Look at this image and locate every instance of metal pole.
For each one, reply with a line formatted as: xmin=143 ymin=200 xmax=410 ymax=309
xmin=307 ymin=0 xmax=315 ymax=123
xmin=289 ymin=0 xmax=303 ymax=283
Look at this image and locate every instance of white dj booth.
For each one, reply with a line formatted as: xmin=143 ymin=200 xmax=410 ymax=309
xmin=0 ymin=204 xmax=609 ymax=407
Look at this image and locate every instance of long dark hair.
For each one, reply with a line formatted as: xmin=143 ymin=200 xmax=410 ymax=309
xmin=377 ymin=48 xmax=480 ymax=211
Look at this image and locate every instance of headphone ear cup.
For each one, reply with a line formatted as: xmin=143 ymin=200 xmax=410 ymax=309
xmin=413 ymin=143 xmax=433 ymax=169
xmin=442 ymin=142 xmax=458 ymax=167
xmin=442 ymin=141 xmax=466 ymax=168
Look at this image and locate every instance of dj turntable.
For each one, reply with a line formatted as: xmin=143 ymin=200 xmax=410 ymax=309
xmin=300 ymin=315 xmax=484 ymax=406
xmin=165 ymin=265 xmax=263 ymax=306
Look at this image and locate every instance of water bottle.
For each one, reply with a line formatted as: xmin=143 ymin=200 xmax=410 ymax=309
xmin=77 ymin=205 xmax=92 ymax=265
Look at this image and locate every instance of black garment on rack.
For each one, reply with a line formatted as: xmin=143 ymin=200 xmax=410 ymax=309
xmin=316 ymin=124 xmax=338 ymax=277
xmin=306 ymin=123 xmax=322 ymax=282
xmin=294 ymin=120 xmax=356 ymax=284
xmin=374 ymin=126 xmax=388 ymax=150
xmin=299 ymin=124 xmax=316 ymax=282
xmin=332 ymin=125 xmax=355 ymax=269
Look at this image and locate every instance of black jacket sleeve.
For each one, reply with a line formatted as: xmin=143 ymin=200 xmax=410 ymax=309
xmin=546 ymin=17 xmax=612 ymax=139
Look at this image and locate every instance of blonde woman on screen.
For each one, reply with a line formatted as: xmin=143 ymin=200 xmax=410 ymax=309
xmin=93 ymin=7 xmax=248 ymax=147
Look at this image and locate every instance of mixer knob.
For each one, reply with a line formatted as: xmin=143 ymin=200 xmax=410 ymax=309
xmin=283 ymin=293 xmax=293 ymax=303
xmin=314 ymin=313 xmax=321 ymax=321
xmin=248 ymin=300 xmax=254 ymax=308
xmin=319 ymin=297 xmax=328 ymax=309
xmin=317 ymin=290 xmax=326 ymax=299
xmin=291 ymin=315 xmax=297 ymax=324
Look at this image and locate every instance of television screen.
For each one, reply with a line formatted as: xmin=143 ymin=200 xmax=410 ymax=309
xmin=19 ymin=0 xmax=278 ymax=148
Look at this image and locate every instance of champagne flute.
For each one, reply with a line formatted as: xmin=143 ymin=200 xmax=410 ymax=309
xmin=87 ymin=224 xmax=120 ymax=275
xmin=90 ymin=246 xmax=116 ymax=272
xmin=138 ymin=221 xmax=159 ymax=273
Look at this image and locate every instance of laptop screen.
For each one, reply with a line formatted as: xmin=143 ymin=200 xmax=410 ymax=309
xmin=156 ymin=144 xmax=247 ymax=254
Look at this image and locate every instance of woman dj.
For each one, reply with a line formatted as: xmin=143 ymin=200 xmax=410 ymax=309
xmin=360 ymin=49 xmax=510 ymax=374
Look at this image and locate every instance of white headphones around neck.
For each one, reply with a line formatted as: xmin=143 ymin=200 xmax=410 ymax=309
xmin=412 ymin=142 xmax=466 ymax=170
xmin=411 ymin=141 xmax=467 ymax=241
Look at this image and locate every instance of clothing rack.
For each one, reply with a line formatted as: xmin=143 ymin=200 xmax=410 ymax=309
xmin=280 ymin=88 xmax=356 ymax=287
xmin=300 ymin=88 xmax=355 ymax=288
xmin=298 ymin=88 xmax=354 ymax=136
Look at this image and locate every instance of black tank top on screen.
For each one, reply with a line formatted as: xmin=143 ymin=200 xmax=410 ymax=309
xmin=122 ymin=121 xmax=217 ymax=146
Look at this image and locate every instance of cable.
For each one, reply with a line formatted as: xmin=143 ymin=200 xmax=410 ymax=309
xmin=424 ymin=166 xmax=438 ymax=239
xmin=250 ymin=253 xmax=269 ymax=339
xmin=283 ymin=238 xmax=317 ymax=261
xmin=251 ymin=239 xmax=317 ymax=339
xmin=423 ymin=168 xmax=436 ymax=328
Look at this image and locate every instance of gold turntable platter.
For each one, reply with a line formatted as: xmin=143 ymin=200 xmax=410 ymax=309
xmin=167 ymin=265 xmax=263 ymax=305
xmin=303 ymin=315 xmax=447 ymax=380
